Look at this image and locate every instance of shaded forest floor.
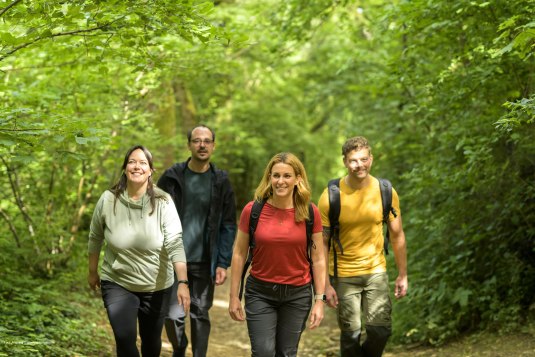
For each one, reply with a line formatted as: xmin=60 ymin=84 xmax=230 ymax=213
xmin=85 ymin=264 xmax=535 ymax=357
xmin=159 ymin=282 xmax=535 ymax=357
xmin=87 ymin=268 xmax=535 ymax=357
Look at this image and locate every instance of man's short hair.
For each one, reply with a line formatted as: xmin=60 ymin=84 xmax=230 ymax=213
xmin=187 ymin=125 xmax=216 ymax=142
xmin=342 ymin=136 xmax=371 ymax=157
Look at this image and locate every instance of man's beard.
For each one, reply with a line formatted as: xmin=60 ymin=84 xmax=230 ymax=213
xmin=194 ymin=152 xmax=210 ymax=162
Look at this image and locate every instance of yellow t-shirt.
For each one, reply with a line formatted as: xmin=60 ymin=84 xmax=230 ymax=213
xmin=318 ymin=175 xmax=400 ymax=277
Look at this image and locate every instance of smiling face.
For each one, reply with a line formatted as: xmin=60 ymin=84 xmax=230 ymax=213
xmin=344 ymin=148 xmax=373 ymax=181
xmin=125 ymin=148 xmax=152 ymax=188
xmin=270 ymin=162 xmax=300 ymax=199
xmin=188 ymin=126 xmax=215 ymax=163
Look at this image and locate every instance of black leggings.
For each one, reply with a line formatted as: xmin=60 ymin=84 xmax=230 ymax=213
xmin=244 ymin=275 xmax=312 ymax=357
xmin=101 ymin=280 xmax=172 ymax=357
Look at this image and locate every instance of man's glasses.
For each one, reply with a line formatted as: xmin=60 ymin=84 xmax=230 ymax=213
xmin=191 ymin=139 xmax=214 ymax=146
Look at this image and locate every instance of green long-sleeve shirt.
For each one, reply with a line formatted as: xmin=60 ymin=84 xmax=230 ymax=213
xmin=88 ymin=188 xmax=186 ymax=292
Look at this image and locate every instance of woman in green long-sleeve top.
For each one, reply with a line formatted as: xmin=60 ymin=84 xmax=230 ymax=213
xmin=88 ymin=144 xmax=190 ymax=357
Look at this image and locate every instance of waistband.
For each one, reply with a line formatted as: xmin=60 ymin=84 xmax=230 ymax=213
xmin=247 ymin=275 xmax=311 ymax=299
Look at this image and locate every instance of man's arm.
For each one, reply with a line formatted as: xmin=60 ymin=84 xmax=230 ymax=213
xmin=156 ymin=169 xmax=177 ymax=204
xmin=388 ymin=214 xmax=408 ymax=299
xmin=317 ymin=189 xmax=338 ymax=307
xmin=216 ymin=173 xmax=237 ymax=282
xmin=322 ymin=227 xmax=338 ymax=308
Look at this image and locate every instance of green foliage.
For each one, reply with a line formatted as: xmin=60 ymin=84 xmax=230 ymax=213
xmin=263 ymin=0 xmax=535 ymax=346
xmin=378 ymin=0 xmax=535 ymax=345
xmin=0 ymin=259 xmax=113 ymax=356
xmin=0 ymin=0 xmax=228 ymax=275
xmin=0 ymin=0 xmax=534 ymax=351
xmin=495 ymin=95 xmax=535 ymax=131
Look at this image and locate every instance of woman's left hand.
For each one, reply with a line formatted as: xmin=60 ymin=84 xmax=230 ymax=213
xmin=308 ymin=300 xmax=324 ymax=329
xmin=88 ymin=271 xmax=100 ymax=291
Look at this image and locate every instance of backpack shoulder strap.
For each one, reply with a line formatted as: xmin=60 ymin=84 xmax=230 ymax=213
xmin=327 ymin=178 xmax=341 ymax=235
xmin=378 ymin=178 xmax=397 ymax=255
xmin=378 ymin=178 xmax=394 ymax=222
xmin=305 ymin=203 xmax=316 ymax=280
xmin=306 ymin=203 xmax=314 ymax=257
xmin=306 ymin=203 xmax=314 ymax=241
xmin=239 ymin=199 xmax=266 ymax=300
xmin=248 ymin=199 xmax=266 ymax=248
xmin=327 ymin=178 xmax=344 ymax=278
xmin=327 ymin=178 xmax=344 ymax=253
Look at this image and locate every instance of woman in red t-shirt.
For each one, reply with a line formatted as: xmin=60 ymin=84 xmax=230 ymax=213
xmin=229 ymin=152 xmax=326 ymax=357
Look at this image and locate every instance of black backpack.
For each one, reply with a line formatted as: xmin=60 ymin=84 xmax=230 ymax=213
xmin=327 ymin=178 xmax=397 ymax=278
xmin=238 ymin=198 xmax=315 ymax=300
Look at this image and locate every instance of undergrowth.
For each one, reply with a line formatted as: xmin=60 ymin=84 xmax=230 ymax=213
xmin=0 ymin=264 xmax=112 ymax=356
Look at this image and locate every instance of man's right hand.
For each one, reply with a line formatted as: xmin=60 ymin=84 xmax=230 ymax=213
xmin=326 ymin=284 xmax=338 ymax=308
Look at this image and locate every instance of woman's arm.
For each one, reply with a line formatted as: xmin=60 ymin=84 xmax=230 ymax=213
xmin=309 ymin=231 xmax=326 ymax=329
xmin=228 ymin=229 xmax=249 ymax=322
xmin=160 ymin=196 xmax=191 ymax=312
xmin=173 ymin=261 xmax=190 ymax=314
xmin=87 ymin=194 xmax=105 ymax=291
xmin=88 ymin=252 xmax=101 ymax=291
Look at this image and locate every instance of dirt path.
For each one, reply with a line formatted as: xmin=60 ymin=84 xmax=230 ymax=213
xmin=141 ymin=268 xmax=535 ymax=357
xmin=159 ymin=283 xmax=251 ymax=357
xmin=159 ymin=268 xmax=339 ymax=357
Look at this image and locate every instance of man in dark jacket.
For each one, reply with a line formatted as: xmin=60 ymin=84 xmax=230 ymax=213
xmin=158 ymin=125 xmax=237 ymax=357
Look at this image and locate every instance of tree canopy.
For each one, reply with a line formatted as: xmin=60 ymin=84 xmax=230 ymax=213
xmin=1 ymin=0 xmax=534 ymax=354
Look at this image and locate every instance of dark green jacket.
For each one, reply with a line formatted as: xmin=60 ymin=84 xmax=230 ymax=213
xmin=157 ymin=158 xmax=237 ymax=277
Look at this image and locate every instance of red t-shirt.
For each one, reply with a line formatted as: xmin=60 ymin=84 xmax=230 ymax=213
xmin=238 ymin=201 xmax=323 ymax=286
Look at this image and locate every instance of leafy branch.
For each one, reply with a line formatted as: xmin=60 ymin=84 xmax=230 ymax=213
xmin=0 ymin=155 xmax=39 ymax=255
xmin=0 ymin=207 xmax=20 ymax=248
xmin=0 ymin=17 xmax=124 ymax=62
xmin=0 ymin=128 xmax=48 ymax=132
xmin=0 ymin=0 xmax=22 ymax=18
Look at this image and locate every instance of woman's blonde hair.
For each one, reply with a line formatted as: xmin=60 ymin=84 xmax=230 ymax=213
xmin=253 ymin=152 xmax=312 ymax=222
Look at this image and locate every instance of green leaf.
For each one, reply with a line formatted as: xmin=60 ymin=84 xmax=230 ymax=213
xmin=1 ymin=33 xmax=17 ymax=45
xmin=453 ymin=288 xmax=472 ymax=308
xmin=195 ymin=2 xmax=215 ymax=15
xmin=75 ymin=136 xmax=88 ymax=145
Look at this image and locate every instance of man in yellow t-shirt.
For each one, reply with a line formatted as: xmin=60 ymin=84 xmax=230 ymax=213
xmin=318 ymin=136 xmax=408 ymax=357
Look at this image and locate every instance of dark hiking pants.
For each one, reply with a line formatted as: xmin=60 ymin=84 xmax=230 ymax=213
xmin=101 ymin=280 xmax=171 ymax=357
xmin=244 ymin=275 xmax=312 ymax=357
xmin=165 ymin=263 xmax=214 ymax=357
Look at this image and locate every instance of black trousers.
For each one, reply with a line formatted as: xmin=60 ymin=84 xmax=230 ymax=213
xmin=244 ymin=275 xmax=312 ymax=357
xmin=100 ymin=280 xmax=172 ymax=357
xmin=165 ymin=262 xmax=214 ymax=357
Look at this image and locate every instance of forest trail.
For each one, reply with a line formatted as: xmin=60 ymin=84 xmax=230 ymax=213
xmin=156 ymin=267 xmax=535 ymax=357
xmin=159 ymin=267 xmax=338 ymax=357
